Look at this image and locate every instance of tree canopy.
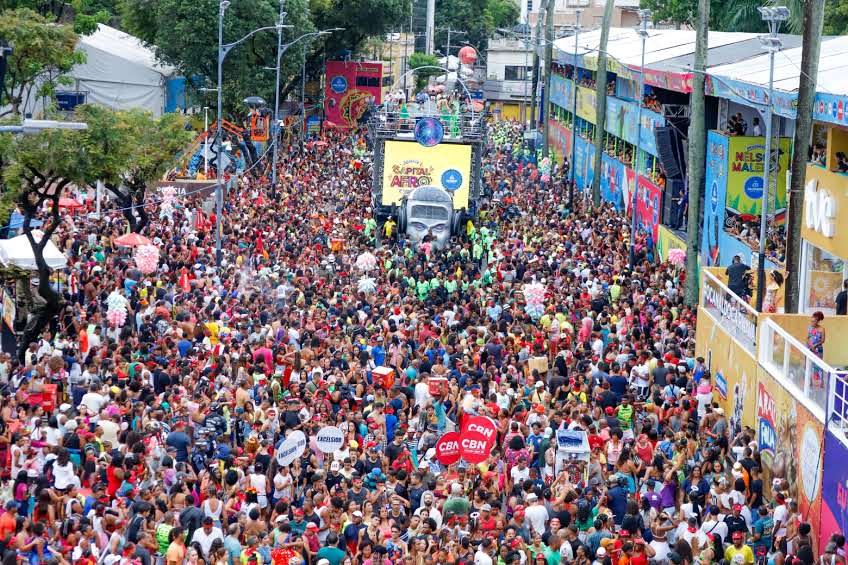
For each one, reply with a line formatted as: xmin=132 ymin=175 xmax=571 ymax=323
xmin=409 ymin=52 xmax=440 ymax=90
xmin=434 ymin=0 xmax=518 ymax=56
xmin=0 ymin=8 xmax=83 ymax=117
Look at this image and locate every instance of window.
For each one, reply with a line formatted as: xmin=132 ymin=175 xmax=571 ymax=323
xmin=411 ymin=205 xmax=450 ymax=220
xmin=527 ymin=0 xmax=533 ymax=13
xmin=355 ymin=76 xmax=380 ymax=87
xmin=505 ymin=65 xmax=532 ymax=81
xmin=382 ymin=76 xmax=393 ymax=86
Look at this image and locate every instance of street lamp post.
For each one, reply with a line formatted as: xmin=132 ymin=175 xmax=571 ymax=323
xmin=569 ymin=10 xmax=582 ymax=206
xmin=755 ymin=5 xmax=789 ymax=311
xmin=628 ymin=9 xmax=651 ymax=268
xmin=214 ymin=0 xmax=289 ymax=268
xmin=270 ymin=27 xmax=342 ymax=196
xmin=203 ymin=106 xmax=210 ymax=177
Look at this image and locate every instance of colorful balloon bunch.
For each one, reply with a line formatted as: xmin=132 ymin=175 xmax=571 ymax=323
xmin=523 ymin=282 xmax=546 ymax=320
xmin=355 ymin=251 xmax=377 ymax=272
xmin=106 ymin=290 xmax=129 ymax=328
xmin=133 ymin=244 xmax=160 ymax=275
xmin=357 ymin=276 xmax=377 ymax=295
xmin=668 ymin=248 xmax=686 ymax=267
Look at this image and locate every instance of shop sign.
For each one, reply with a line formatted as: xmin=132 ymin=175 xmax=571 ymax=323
xmin=804 ymin=178 xmax=837 ymax=238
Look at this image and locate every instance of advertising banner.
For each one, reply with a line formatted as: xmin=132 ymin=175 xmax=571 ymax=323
xmin=726 ymin=136 xmax=792 ymax=215
xmin=605 ymin=97 xmax=664 ymax=156
xmin=812 ymin=92 xmax=848 ymax=127
xmin=656 ymin=225 xmax=686 ymax=263
xmin=822 ymin=430 xmax=848 ymax=550
xmin=460 ymin=415 xmax=497 ymax=452
xmin=634 ymin=175 xmax=662 ymax=242
xmin=435 ymin=431 xmax=461 ymax=465
xmin=701 ymin=271 xmax=758 ymax=353
xmin=547 ymin=120 xmax=573 ymax=166
xmin=576 ymin=86 xmax=596 ymax=123
xmin=705 ymin=74 xmax=798 ymax=120
xmin=325 ymin=60 xmax=384 ymax=128
xmin=807 ymin=270 xmax=842 ymax=311
xmin=702 ymin=131 xmax=730 ymax=267
xmin=600 ymin=153 xmax=626 ymax=211
xmin=381 ymin=141 xmax=472 ymax=209
xmin=755 ymin=371 xmax=823 ymax=540
xmin=549 ymin=74 xmax=573 ymax=109
xmin=315 ymin=426 xmax=345 ymax=453
xmin=694 ymin=306 xmax=758 ymax=436
xmin=573 ymin=135 xmax=596 ymax=192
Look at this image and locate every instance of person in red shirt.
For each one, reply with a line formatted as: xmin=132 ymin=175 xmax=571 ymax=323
xmin=477 ymin=504 xmax=498 ymax=533
xmin=0 ymin=501 xmax=17 ymax=544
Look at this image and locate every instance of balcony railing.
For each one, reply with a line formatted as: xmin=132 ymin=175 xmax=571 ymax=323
xmin=757 ymin=316 xmax=846 ymax=425
xmin=702 ymin=269 xmax=759 ymax=354
xmin=369 ymin=103 xmax=485 ymax=142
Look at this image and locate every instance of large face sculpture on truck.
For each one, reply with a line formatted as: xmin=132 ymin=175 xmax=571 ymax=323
xmin=402 ymin=185 xmax=454 ymax=248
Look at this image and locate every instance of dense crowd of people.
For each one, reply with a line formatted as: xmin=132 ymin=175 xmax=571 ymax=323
xmin=0 ymin=116 xmax=839 ymax=565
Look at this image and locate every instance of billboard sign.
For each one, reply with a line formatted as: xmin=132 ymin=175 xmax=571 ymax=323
xmin=381 ymin=141 xmax=472 ymax=209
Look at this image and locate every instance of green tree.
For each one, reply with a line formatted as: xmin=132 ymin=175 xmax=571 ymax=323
xmin=0 ymin=8 xmax=83 ymax=117
xmin=434 ymin=0 xmax=518 ymax=55
xmin=5 ymin=124 xmax=91 ymax=360
xmin=409 ymin=52 xmax=440 ymax=91
xmin=121 ymin=0 xmax=314 ymax=118
xmin=0 ymin=0 xmax=118 ymax=34
xmin=823 ymin=0 xmax=848 ymax=34
xmin=74 ymin=105 xmax=191 ymax=233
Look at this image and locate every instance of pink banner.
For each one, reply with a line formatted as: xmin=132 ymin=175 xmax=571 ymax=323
xmin=325 ymin=60 xmax=384 ymax=129
xmin=634 ymin=175 xmax=662 ymax=242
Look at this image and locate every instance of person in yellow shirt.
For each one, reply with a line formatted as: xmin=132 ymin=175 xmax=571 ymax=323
xmin=724 ymin=532 xmax=754 ymax=565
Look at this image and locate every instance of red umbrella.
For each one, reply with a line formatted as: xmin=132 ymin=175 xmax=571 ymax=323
xmin=113 ymin=233 xmax=152 ymax=247
xmin=58 ymin=197 xmax=83 ymax=209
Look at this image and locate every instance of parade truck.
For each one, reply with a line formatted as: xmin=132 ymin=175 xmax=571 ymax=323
xmin=367 ymin=100 xmax=486 ymax=248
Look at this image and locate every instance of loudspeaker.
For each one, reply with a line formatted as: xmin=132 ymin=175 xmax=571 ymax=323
xmin=654 ymin=126 xmax=682 ymax=179
xmin=662 ymin=179 xmax=684 ymax=227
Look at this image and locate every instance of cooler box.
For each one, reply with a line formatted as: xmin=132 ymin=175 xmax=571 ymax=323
xmin=528 ymin=356 xmax=548 ymax=375
xmin=373 ymin=366 xmax=395 ymax=390
xmin=428 ymin=376 xmax=448 ymax=396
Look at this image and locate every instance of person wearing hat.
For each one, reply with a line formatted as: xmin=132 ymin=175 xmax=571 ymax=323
xmin=725 ymin=531 xmax=755 ymax=565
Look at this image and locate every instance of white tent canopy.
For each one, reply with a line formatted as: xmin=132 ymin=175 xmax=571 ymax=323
xmin=70 ymin=24 xmax=176 ymax=116
xmin=0 ymin=231 xmax=68 ymax=271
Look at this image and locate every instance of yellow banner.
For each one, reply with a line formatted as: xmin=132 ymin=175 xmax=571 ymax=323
xmin=725 ymin=136 xmax=791 ymax=215
xmin=576 ymin=86 xmax=597 ymax=123
xmin=656 ymin=225 xmax=686 ymax=263
xmin=382 ymin=141 xmax=472 ymax=209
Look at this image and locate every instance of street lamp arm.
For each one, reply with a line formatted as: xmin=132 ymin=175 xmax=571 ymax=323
xmin=281 ymin=28 xmax=341 ymax=53
xmin=221 ymin=25 xmax=291 ymax=60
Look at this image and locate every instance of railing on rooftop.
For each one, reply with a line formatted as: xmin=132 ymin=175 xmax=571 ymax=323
xmin=368 ymin=102 xmax=485 ymax=142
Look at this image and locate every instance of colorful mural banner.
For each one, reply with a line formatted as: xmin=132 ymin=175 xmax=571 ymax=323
xmin=705 ymin=74 xmax=798 ymax=119
xmin=813 ymin=92 xmax=848 ymax=127
xmin=549 ymin=74 xmax=573 ymax=110
xmin=755 ymin=372 xmax=823 ymax=543
xmin=807 ymin=270 xmax=843 ymax=311
xmin=324 ymin=60 xmax=384 ymax=128
xmin=643 ymin=69 xmax=693 ymax=93
xmin=573 ymin=134 xmax=596 ymax=192
xmin=726 ymin=136 xmax=792 ymax=215
xmin=656 ymin=224 xmax=686 ymax=263
xmin=634 ymin=175 xmax=662 ymax=242
xmin=702 ymin=131 xmax=730 ymax=267
xmin=822 ymin=430 xmax=848 ymax=550
xmin=547 ymin=119 xmax=573 ymax=166
xmin=694 ymin=306 xmax=758 ymax=438
xmin=606 ymin=97 xmax=664 ymax=156
xmin=616 ymin=77 xmax=639 ymax=101
xmin=600 ymin=153 xmax=627 ymax=211
xmin=576 ymin=86 xmax=596 ymax=123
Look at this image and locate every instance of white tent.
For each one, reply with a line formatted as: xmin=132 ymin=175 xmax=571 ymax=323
xmin=0 ymin=231 xmax=68 ymax=271
xmin=69 ymin=24 xmax=176 ymax=116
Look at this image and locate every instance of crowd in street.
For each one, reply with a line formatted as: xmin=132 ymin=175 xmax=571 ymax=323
xmin=0 ymin=116 xmax=840 ymax=565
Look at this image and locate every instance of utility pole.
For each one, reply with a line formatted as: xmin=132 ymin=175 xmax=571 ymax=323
xmin=529 ymin=0 xmax=550 ymax=130
xmin=542 ymin=0 xmax=554 ymax=157
xmin=755 ymin=6 xmax=788 ymax=313
xmin=628 ymin=9 xmax=651 ymax=268
xmin=683 ymin=0 xmax=709 ymax=305
xmin=569 ymin=9 xmax=581 ymax=203
xmin=270 ymin=0 xmax=286 ymax=197
xmin=785 ymin=0 xmax=825 ymax=312
xmin=444 ymin=26 xmax=452 ymax=83
xmin=425 ymin=0 xmax=435 ymax=54
xmin=590 ymin=0 xmax=615 ymax=207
